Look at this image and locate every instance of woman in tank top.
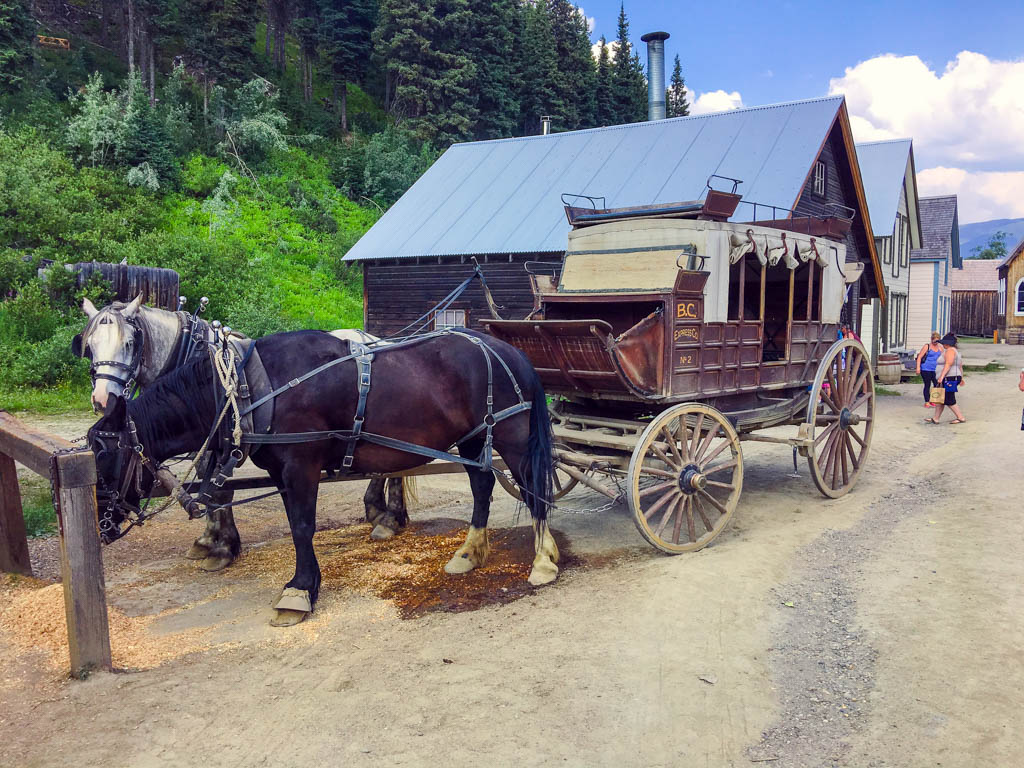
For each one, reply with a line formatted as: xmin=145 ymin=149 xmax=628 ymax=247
xmin=927 ymin=333 xmax=966 ymax=424
xmin=916 ymin=332 xmax=944 ymax=408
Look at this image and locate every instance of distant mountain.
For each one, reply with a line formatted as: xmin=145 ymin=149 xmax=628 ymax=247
xmin=959 ymin=217 xmax=1024 ymax=259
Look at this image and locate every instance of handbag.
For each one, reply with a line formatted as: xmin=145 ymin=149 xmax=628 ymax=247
xmin=943 ymin=378 xmax=959 ymax=393
xmin=929 ymin=386 xmax=945 ymax=404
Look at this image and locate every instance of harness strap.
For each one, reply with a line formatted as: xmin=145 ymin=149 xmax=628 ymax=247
xmin=343 ymin=342 xmax=374 ymax=469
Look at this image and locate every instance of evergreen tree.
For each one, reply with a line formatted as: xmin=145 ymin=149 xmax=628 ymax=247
xmin=0 ymin=0 xmax=34 ymax=94
xmin=517 ymin=0 xmax=561 ymax=135
xmin=666 ymin=53 xmax=689 ymax=117
xmin=464 ymin=0 xmax=518 ymax=140
xmin=373 ymin=0 xmax=476 ymax=146
xmin=318 ymin=0 xmax=377 ymax=132
xmin=549 ymin=0 xmax=595 ymax=131
xmin=594 ymin=35 xmax=612 ymax=126
xmin=609 ymin=2 xmax=645 ymax=124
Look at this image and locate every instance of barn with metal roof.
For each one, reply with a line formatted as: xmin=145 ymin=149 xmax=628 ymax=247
xmin=346 ymin=95 xmax=882 ymax=336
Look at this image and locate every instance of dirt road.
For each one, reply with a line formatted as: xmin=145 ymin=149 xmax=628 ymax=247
xmin=2 ymin=343 xmax=1022 ymax=768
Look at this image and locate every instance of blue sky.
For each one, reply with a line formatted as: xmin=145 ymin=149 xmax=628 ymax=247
xmin=581 ymin=1 xmax=1024 ymax=224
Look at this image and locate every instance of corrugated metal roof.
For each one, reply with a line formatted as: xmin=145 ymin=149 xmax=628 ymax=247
xmin=911 ymin=195 xmax=959 ymax=264
xmin=855 ymin=139 xmax=912 ymax=234
xmin=951 ymin=260 xmax=999 ymax=291
xmin=344 ymin=96 xmax=846 ymax=261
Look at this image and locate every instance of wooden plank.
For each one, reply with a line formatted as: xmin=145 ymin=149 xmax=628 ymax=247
xmin=0 ymin=411 xmax=75 ymax=477
xmin=0 ymin=452 xmax=31 ymax=575
xmin=54 ymin=451 xmax=111 ymax=677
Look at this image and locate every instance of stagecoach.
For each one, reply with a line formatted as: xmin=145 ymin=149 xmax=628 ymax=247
xmin=482 ymin=187 xmax=875 ymax=553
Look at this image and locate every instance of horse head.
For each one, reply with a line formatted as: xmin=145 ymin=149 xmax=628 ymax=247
xmin=87 ymin=395 xmax=158 ymax=543
xmin=73 ymin=295 xmax=144 ymax=411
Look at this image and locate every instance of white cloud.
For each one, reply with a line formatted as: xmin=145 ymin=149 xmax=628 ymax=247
xmin=830 ymin=51 xmax=1024 ymax=222
xmin=690 ymin=90 xmax=744 ymax=115
xmin=918 ymin=166 xmax=1024 ymax=224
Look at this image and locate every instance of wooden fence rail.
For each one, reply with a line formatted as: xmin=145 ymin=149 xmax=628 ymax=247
xmin=0 ymin=411 xmax=111 ymax=677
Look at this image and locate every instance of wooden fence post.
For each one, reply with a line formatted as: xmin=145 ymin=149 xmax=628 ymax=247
xmin=53 ymin=449 xmax=112 ymax=677
xmin=0 ymin=451 xmax=32 ymax=575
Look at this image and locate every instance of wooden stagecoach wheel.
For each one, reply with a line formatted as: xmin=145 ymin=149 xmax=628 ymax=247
xmin=494 ymin=464 xmax=580 ymax=502
xmin=805 ymin=338 xmax=875 ymax=499
xmin=628 ymin=403 xmax=744 ymax=554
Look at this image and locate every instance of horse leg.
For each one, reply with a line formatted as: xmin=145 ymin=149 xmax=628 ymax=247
xmin=199 ymin=497 xmax=242 ymax=572
xmin=369 ymin=476 xmax=409 ymax=541
xmin=271 ymin=464 xmax=322 ymax=627
xmin=363 ymin=478 xmax=387 ymax=525
xmin=445 ymin=447 xmax=495 ymax=574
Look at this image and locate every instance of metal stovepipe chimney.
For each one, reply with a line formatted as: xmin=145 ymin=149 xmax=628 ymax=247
xmin=640 ymin=31 xmax=670 ymax=121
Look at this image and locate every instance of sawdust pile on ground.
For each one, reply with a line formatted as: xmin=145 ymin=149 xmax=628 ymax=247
xmin=231 ymin=518 xmax=579 ymax=618
xmin=0 ymin=574 xmax=216 ymax=676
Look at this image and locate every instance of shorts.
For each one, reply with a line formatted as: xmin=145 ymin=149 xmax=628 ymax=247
xmin=943 ymin=376 xmax=961 ymax=406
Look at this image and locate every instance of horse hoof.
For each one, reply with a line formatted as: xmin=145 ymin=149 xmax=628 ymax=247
xmin=199 ymin=555 xmax=233 ymax=572
xmin=528 ymin=558 xmax=559 ymax=586
xmin=270 ymin=609 xmax=308 ymax=627
xmin=370 ymin=524 xmax=396 ymax=540
xmin=185 ymin=542 xmax=210 ymax=560
xmin=444 ymin=553 xmax=478 ymax=575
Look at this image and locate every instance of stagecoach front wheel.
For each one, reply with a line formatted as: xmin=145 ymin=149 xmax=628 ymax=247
xmin=805 ymin=338 xmax=874 ymax=498
xmin=627 ymin=403 xmax=744 ymax=554
xmin=494 ymin=463 xmax=580 ymax=502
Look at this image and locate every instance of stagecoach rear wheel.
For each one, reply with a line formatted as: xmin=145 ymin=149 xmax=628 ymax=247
xmin=805 ymin=338 xmax=874 ymax=499
xmin=494 ymin=464 xmax=580 ymax=502
xmin=628 ymin=403 xmax=744 ymax=554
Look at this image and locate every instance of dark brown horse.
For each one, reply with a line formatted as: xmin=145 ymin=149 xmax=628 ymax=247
xmin=88 ymin=329 xmax=558 ymax=626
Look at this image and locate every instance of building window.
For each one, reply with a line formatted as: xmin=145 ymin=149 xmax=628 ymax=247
xmin=813 ymin=161 xmax=827 ymax=196
xmin=894 ymin=215 xmax=904 ymax=277
xmin=1015 ymin=279 xmax=1024 ymax=316
xmin=434 ymin=308 xmax=467 ymax=329
xmin=998 ymin=278 xmax=1006 ymax=315
xmin=900 ymin=214 xmax=910 ymax=268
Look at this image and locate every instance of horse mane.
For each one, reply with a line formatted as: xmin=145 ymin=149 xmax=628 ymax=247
xmin=126 ymin=355 xmax=218 ymax=450
xmin=81 ymin=302 xmax=133 ymax=344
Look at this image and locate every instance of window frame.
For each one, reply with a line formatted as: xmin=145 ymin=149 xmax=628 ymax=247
xmin=434 ymin=308 xmax=467 ymax=330
xmin=998 ymin=278 xmax=1006 ymax=315
xmin=813 ymin=161 xmax=827 ymax=197
xmin=1015 ymin=278 xmax=1024 ymax=317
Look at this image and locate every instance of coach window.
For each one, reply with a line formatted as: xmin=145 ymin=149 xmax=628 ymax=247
xmin=728 ymin=253 xmax=764 ymax=322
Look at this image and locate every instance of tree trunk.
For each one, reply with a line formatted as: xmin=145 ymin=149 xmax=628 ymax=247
xmin=339 ymin=79 xmax=348 ymax=134
xmin=148 ymin=39 xmax=155 ymax=103
xmin=265 ymin=1 xmax=273 ymax=58
xmin=127 ymin=0 xmax=135 ymax=72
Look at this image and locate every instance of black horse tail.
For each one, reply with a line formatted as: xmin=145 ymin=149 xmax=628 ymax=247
xmin=522 ymin=369 xmax=554 ymax=522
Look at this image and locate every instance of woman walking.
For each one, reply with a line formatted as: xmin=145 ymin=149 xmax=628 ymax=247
xmin=916 ymin=332 xmax=944 ymax=409
xmin=927 ymin=333 xmax=966 ymax=424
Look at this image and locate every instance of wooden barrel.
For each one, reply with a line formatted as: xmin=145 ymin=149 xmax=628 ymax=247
xmin=69 ymin=262 xmax=180 ymax=310
xmin=876 ymin=353 xmax=901 ymax=385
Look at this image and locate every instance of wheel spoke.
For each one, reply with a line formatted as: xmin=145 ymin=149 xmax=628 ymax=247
xmin=825 ymin=367 xmax=842 ymax=411
xmin=705 ymin=479 xmax=736 ymax=490
xmin=699 ymin=437 xmax=732 ymax=468
xmin=554 ymin=472 xmax=564 ymax=492
xmin=847 ymin=367 xmax=869 ymax=403
xmin=703 ymin=459 xmax=738 ymax=476
xmin=697 ymin=488 xmax=727 ymax=520
xmin=649 ymin=442 xmax=678 ymax=470
xmin=689 ymin=412 xmax=705 ymax=461
xmin=844 ymin=431 xmax=859 ymax=470
xmin=643 ymin=486 xmax=678 ymax=521
xmin=820 ymin=426 xmax=841 ymax=480
xmin=848 ymin=391 xmax=872 ymax=413
xmin=695 ymin=422 xmax=722 ymax=462
xmin=829 ymin=429 xmax=841 ymax=490
xmin=814 ymin=420 xmax=839 ymax=447
xmin=639 ymin=466 xmax=678 ymax=480
xmin=685 ymin=497 xmax=697 ymax=542
xmin=848 ymin=425 xmax=867 ymax=449
xmin=653 ymin=495 xmax=679 ymax=538
xmin=840 ymin=433 xmax=849 ymax=487
xmin=639 ymin=480 xmax=677 ymax=499
xmin=662 ymin=425 xmax=685 ymax=465
xmin=670 ymin=497 xmax=686 ymax=544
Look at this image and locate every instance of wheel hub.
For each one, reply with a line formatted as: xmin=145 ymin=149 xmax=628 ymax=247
xmin=679 ymin=464 xmax=706 ymax=495
xmin=839 ymin=407 xmax=861 ymax=430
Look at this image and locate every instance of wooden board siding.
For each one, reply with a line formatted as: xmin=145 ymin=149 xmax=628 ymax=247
xmin=907 ymin=261 xmax=936 ymax=350
xmin=951 ymin=291 xmax=997 ymax=336
xmin=363 ymin=255 xmax=545 ymax=336
xmin=1002 ymin=251 xmax=1024 ymax=342
xmin=793 ymin=124 xmax=874 ymax=334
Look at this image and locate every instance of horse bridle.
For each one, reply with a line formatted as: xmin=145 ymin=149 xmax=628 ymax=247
xmin=88 ymin=319 xmax=145 ymax=398
xmin=91 ymin=416 xmax=161 ymax=543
